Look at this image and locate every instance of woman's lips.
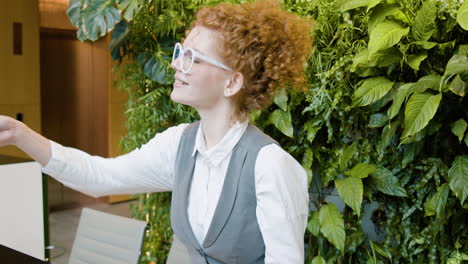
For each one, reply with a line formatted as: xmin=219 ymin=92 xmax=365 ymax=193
xmin=174 ymin=79 xmax=189 ymax=87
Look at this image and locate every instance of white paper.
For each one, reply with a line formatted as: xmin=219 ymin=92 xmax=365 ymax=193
xmin=0 ymin=162 xmax=45 ymax=261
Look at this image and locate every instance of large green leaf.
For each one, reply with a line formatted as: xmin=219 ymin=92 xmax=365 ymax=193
xmin=110 ymin=20 xmax=129 ymax=61
xmin=368 ymin=4 xmax=401 ymax=33
xmin=351 ymin=50 xmax=369 ymax=72
xmin=335 ymin=177 xmax=363 ymax=216
xmin=413 ymin=41 xmax=438 ymax=49
xmin=368 ymin=113 xmax=388 ymax=128
xmin=335 ymin=0 xmax=381 ymax=11
xmin=448 ymin=156 xmax=468 ymax=204
xmin=143 ymin=54 xmax=172 ymax=84
xmin=302 ymin=148 xmax=313 ymax=185
xmin=407 ymin=52 xmax=428 ymax=71
xmin=369 ymin=166 xmax=407 ymax=197
xmin=402 ymin=93 xmax=442 ymax=139
xmin=85 ymin=0 xmax=121 ymax=41
xmin=307 ymin=211 xmax=320 ymax=237
xmin=444 ymin=55 xmax=468 ymax=77
xmin=369 ymin=48 xmax=401 ymax=67
xmin=304 ymin=119 xmax=322 ymax=143
xmin=457 ymin=0 xmax=468 ymax=30
xmin=411 ymin=75 xmax=442 ymax=93
xmin=449 ymin=75 xmax=466 ymax=96
xmin=319 ymin=203 xmax=345 ymax=254
xmin=67 ymin=0 xmax=122 ymax=41
xmin=368 ymin=20 xmax=409 ymax=57
xmin=273 ymin=88 xmax=288 ymax=111
xmin=269 ymin=109 xmax=294 ymax=137
xmin=424 ymin=183 xmax=449 ymax=217
xmin=451 ymin=119 xmax=467 ymax=142
xmin=67 ymin=0 xmax=83 ymax=27
xmin=371 ymin=242 xmax=392 ymax=260
xmin=377 ymin=121 xmax=399 ymax=155
xmin=352 ymin=77 xmax=394 ymax=107
xmin=387 ymin=83 xmax=414 ymax=119
xmin=401 ymin=142 xmax=423 ymax=167
xmin=344 ymin=163 xmax=377 ymax=178
xmin=351 ymin=48 xmax=401 ymax=71
xmin=339 ymin=142 xmax=357 ymax=171
xmin=370 ymin=87 xmax=396 ymax=111
xmin=412 ymin=0 xmax=436 ymax=41
xmin=312 ymin=256 xmax=327 ymax=264
xmin=456 ymin=44 xmax=468 ymax=56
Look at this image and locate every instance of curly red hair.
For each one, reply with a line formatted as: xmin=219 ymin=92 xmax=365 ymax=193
xmin=191 ymin=0 xmax=315 ymax=120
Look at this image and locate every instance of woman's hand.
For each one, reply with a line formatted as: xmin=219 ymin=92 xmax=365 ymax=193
xmin=0 ymin=115 xmax=21 ymax=147
xmin=0 ymin=115 xmax=51 ymax=166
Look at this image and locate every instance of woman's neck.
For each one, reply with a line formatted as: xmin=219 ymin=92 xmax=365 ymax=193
xmin=198 ymin=105 xmax=240 ymax=150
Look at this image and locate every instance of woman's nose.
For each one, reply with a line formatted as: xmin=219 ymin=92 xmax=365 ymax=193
xmin=171 ymin=56 xmax=181 ymax=71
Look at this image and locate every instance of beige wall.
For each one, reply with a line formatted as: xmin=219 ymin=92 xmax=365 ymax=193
xmin=0 ymin=0 xmax=41 ymax=158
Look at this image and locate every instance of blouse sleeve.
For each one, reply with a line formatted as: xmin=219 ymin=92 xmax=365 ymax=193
xmin=41 ymin=123 xmax=189 ymax=198
xmin=255 ymin=143 xmax=309 ymax=264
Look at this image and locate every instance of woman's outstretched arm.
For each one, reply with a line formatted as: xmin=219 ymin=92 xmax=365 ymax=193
xmin=0 ymin=114 xmax=186 ymax=197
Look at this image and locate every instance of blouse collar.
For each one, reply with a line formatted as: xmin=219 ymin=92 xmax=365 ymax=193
xmin=192 ymin=119 xmax=249 ymax=167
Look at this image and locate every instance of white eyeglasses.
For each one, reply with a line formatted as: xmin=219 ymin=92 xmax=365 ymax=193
xmin=172 ymin=42 xmax=232 ymax=73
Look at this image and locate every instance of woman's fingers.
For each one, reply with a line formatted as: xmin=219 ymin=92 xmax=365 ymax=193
xmin=0 ymin=115 xmax=16 ymax=146
xmin=0 ymin=131 xmax=14 ymax=146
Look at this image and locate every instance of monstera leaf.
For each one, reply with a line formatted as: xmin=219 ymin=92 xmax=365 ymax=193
xmin=67 ymin=0 xmax=121 ymax=41
xmin=117 ymin=0 xmax=143 ymax=21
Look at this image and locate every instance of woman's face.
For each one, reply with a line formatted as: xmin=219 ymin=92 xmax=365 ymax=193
xmin=170 ymin=26 xmax=231 ymax=110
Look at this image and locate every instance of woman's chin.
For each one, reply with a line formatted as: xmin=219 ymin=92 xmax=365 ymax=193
xmin=170 ymin=90 xmax=191 ymax=106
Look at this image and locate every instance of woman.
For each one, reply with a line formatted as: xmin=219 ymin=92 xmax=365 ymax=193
xmin=0 ymin=0 xmax=313 ymax=263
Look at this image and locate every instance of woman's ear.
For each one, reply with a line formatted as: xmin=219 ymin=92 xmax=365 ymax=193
xmin=224 ymin=72 xmax=244 ymax=97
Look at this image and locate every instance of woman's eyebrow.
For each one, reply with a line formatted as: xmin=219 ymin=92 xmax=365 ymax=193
xmin=181 ymin=43 xmax=205 ymax=55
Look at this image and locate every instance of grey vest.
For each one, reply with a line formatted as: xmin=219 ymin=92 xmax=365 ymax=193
xmin=171 ymin=121 xmax=277 ymax=264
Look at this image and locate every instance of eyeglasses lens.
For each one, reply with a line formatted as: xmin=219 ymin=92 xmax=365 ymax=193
xmin=182 ymin=49 xmax=193 ymax=72
xmin=173 ymin=45 xmax=181 ymax=61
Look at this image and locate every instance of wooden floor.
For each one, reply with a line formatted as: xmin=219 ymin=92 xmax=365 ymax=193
xmin=48 ymin=200 xmax=137 ymax=264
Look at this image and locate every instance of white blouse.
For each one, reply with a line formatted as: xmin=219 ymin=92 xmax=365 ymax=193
xmin=42 ymin=120 xmax=309 ymax=263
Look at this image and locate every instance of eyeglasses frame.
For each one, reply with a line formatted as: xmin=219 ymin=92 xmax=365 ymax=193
xmin=172 ymin=42 xmax=232 ymax=73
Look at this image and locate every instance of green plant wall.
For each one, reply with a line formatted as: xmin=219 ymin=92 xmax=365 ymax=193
xmin=68 ymin=0 xmax=468 ymax=263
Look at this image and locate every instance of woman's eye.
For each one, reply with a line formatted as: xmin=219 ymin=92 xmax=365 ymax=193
xmin=194 ymin=59 xmax=201 ymax=64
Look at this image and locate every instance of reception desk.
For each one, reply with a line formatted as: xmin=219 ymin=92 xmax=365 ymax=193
xmin=0 ymin=155 xmax=49 ymax=263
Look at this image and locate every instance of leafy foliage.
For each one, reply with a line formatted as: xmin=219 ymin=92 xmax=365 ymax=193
xmin=69 ymin=0 xmax=468 ymax=262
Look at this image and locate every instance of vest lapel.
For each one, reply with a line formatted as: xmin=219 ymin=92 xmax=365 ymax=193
xmin=178 ymin=124 xmax=204 ymax=251
xmin=202 ymin=144 xmax=248 ymax=248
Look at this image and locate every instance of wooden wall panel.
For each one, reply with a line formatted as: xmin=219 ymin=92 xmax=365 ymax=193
xmin=40 ymin=31 xmax=108 ymax=157
xmin=40 ymin=30 xmax=109 ymax=210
